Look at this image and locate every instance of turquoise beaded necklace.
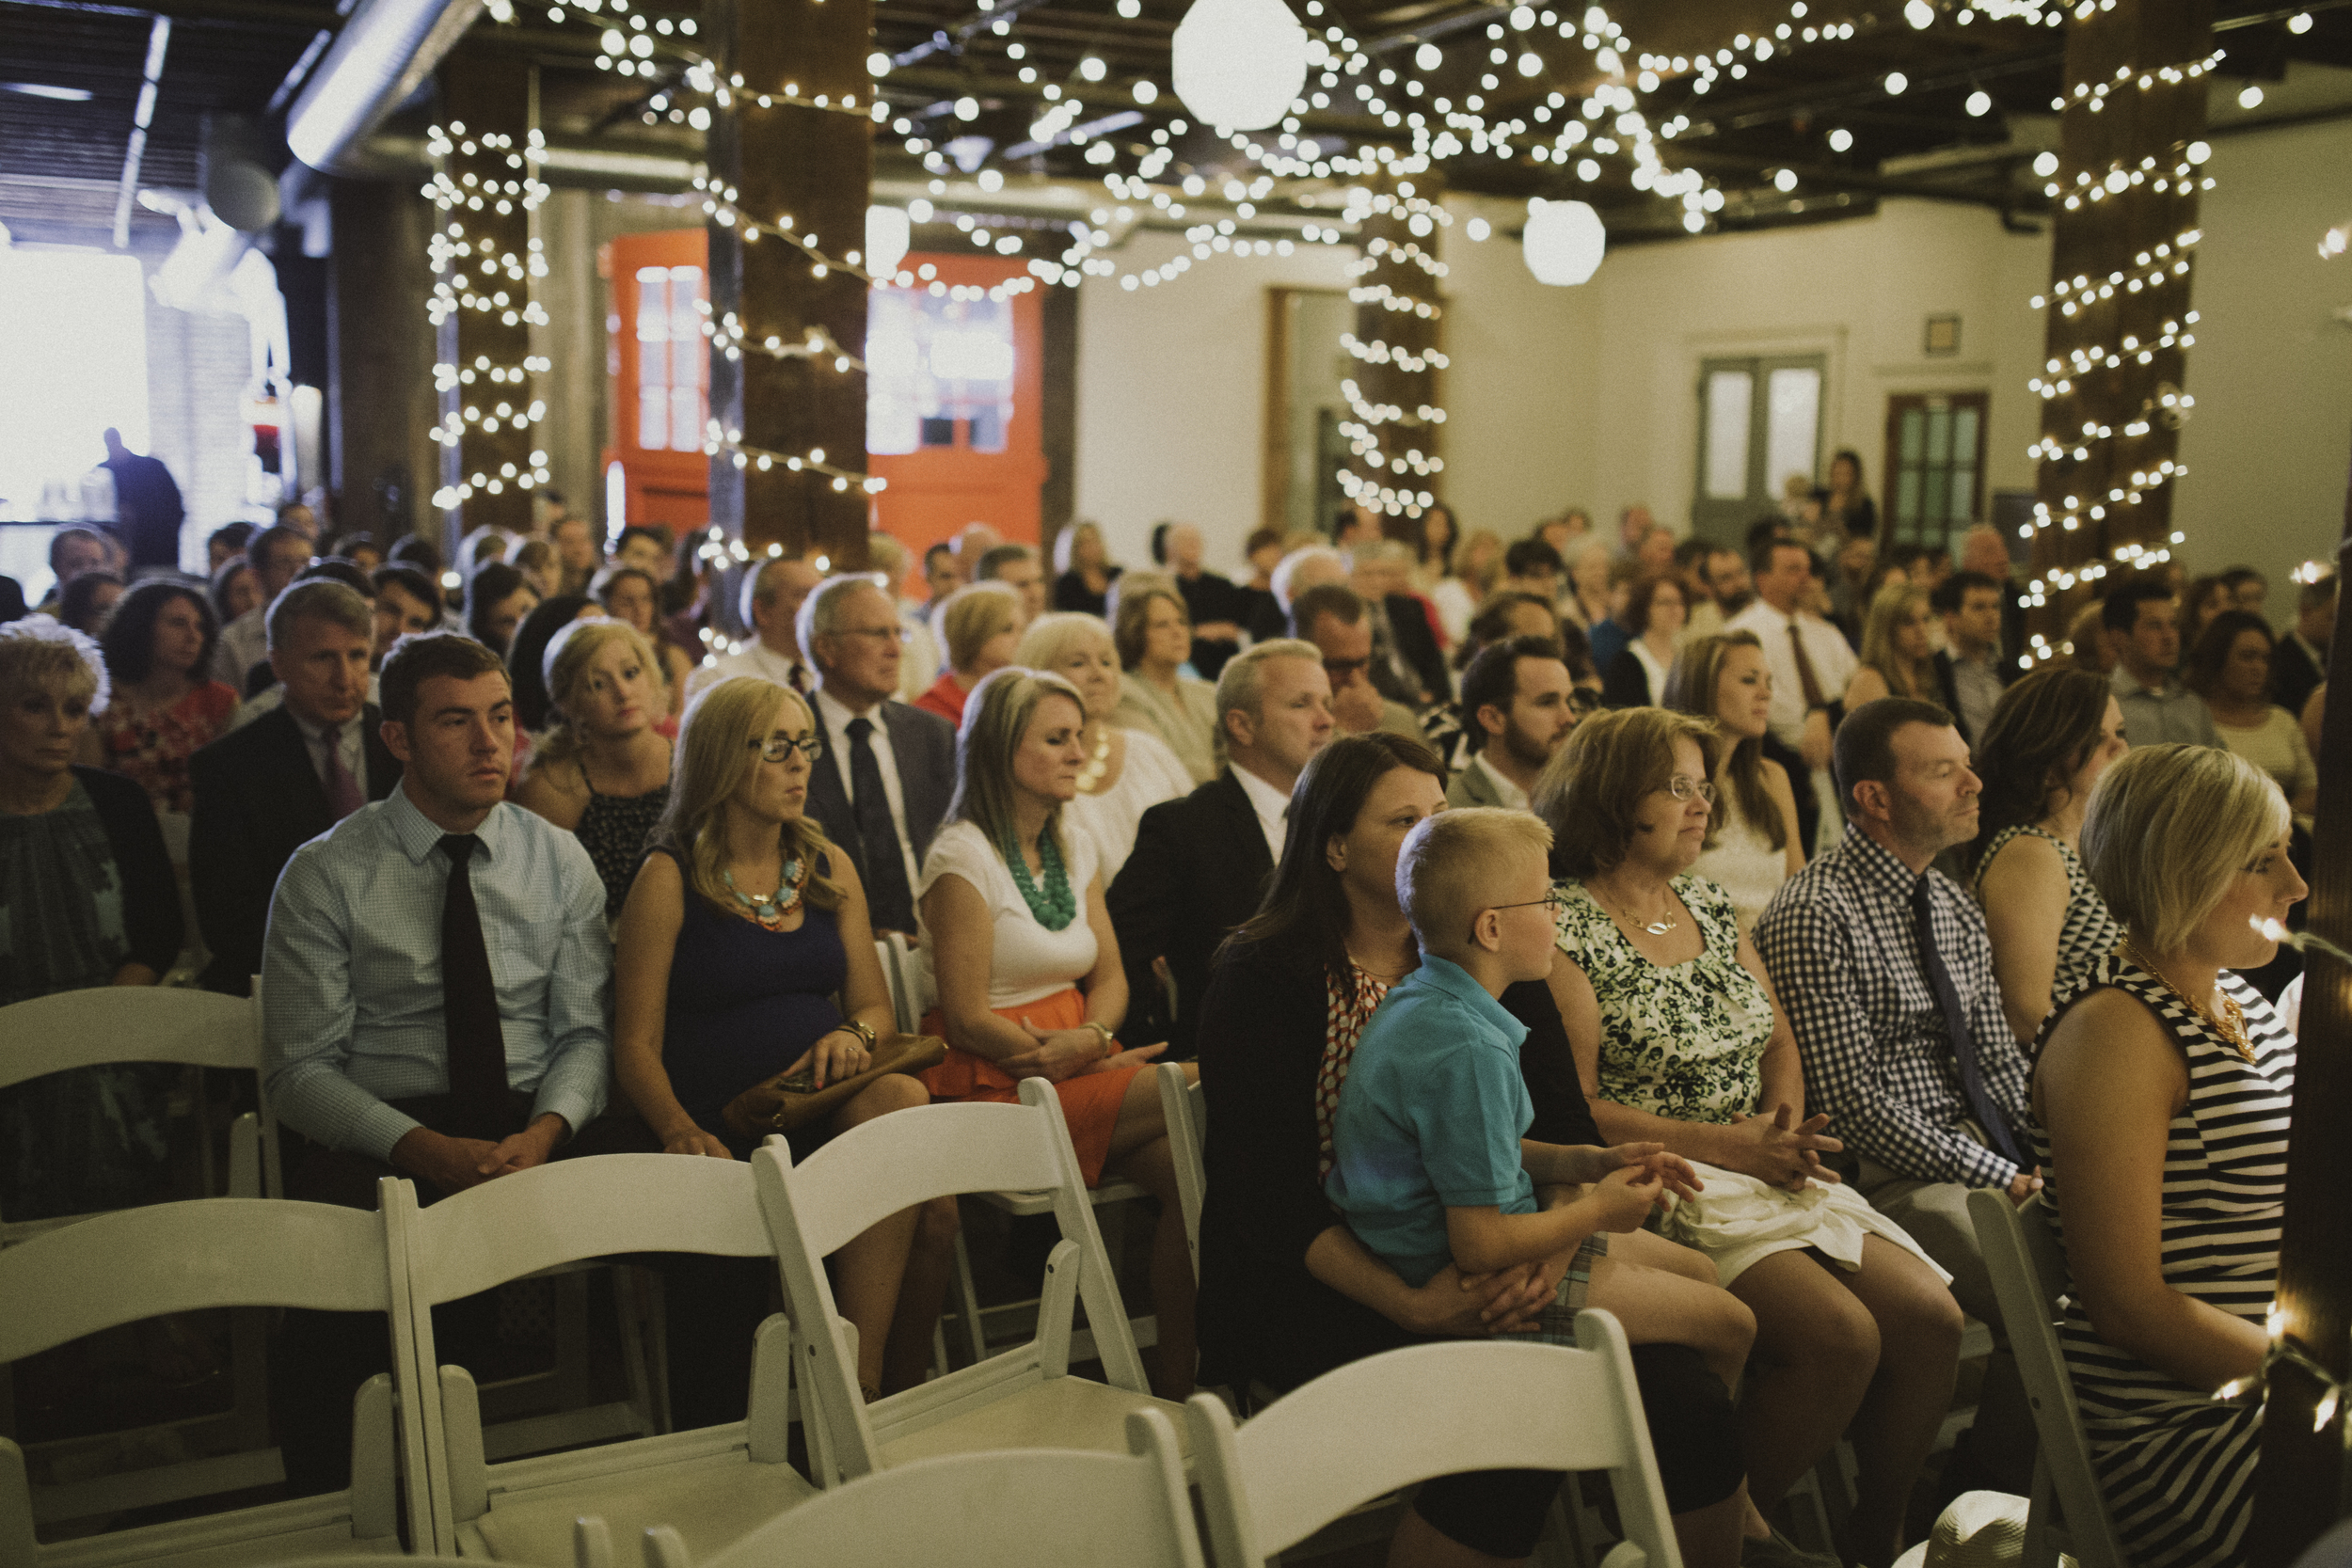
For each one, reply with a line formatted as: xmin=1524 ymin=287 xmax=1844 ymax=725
xmin=1001 ymin=825 xmax=1078 ymax=931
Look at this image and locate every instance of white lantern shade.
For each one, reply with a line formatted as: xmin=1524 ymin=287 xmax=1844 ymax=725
xmin=1171 ymin=0 xmax=1309 ymax=132
xmin=866 ymin=206 xmax=912 ymax=278
xmin=1523 ymin=198 xmax=1605 ymax=286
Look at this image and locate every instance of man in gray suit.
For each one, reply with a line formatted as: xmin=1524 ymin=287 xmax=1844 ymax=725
xmin=1445 ymin=635 xmax=1580 ymax=811
xmin=798 ymin=574 xmax=957 ymax=935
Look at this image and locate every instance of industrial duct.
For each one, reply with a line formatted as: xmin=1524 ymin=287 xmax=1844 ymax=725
xmin=284 ymin=0 xmax=485 ymax=176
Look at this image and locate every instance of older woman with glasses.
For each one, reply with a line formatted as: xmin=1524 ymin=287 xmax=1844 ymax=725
xmin=1536 ymin=705 xmax=1961 ymax=1568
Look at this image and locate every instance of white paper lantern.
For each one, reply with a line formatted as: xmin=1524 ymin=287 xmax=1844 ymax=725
xmin=1522 ymin=198 xmax=1605 ymax=286
xmin=1171 ymin=0 xmax=1309 ymax=132
xmin=866 ymin=206 xmax=912 ymax=278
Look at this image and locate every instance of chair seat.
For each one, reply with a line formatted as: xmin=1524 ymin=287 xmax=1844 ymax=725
xmin=467 ymin=1453 xmax=818 ymax=1566
xmin=879 ymin=1378 xmax=1192 ymax=1470
xmin=39 ymin=1507 xmax=401 ymax=1568
xmin=973 ymin=1178 xmax=1148 ymax=1216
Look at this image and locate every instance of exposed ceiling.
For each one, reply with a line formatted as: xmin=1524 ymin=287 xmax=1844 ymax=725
xmin=3 ymin=0 xmax=2350 ymax=257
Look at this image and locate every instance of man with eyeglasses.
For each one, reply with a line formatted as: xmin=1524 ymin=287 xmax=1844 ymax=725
xmin=1291 ymin=581 xmax=1422 ymax=741
xmin=796 ymin=574 xmax=956 ymax=935
xmin=1447 ymin=636 xmax=1588 ymax=811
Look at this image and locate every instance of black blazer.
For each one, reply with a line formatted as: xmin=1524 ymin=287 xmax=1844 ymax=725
xmin=190 ymin=705 xmax=399 ymax=995
xmin=804 ymin=697 xmax=956 ymax=933
xmin=1106 ymin=770 xmax=1274 ymax=1059
xmin=2273 ymin=633 xmax=2326 ymax=728
xmin=1383 ymin=594 xmax=1452 ymax=706
xmin=73 ymin=766 xmax=183 ymax=975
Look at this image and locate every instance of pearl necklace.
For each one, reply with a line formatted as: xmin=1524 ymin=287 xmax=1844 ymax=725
xmin=1074 ymin=725 xmax=1112 ymax=793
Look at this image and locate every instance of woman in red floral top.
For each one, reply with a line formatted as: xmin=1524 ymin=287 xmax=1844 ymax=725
xmin=86 ymin=580 xmax=236 ymax=816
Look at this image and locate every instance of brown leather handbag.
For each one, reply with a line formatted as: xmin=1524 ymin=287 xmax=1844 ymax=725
xmin=721 ymin=1034 xmax=947 ymax=1138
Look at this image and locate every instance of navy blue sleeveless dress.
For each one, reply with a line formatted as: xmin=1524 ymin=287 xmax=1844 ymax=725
xmin=652 ymin=846 xmax=850 ymax=1159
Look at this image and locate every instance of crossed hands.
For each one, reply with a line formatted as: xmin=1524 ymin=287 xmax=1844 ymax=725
xmin=394 ymin=1116 xmax=567 ymax=1195
xmin=1003 ymin=1022 xmax=1167 ymax=1083
xmin=1732 ymin=1103 xmax=1842 ymax=1193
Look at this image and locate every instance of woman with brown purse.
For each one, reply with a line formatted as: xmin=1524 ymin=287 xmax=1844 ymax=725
xmin=612 ymin=674 xmax=957 ymax=1417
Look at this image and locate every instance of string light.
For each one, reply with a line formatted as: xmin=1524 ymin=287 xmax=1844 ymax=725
xmin=691 ymin=173 xmax=881 ymax=284
xmin=424 ymin=120 xmax=550 ymax=511
xmin=706 ymin=313 xmax=868 ymax=373
xmin=702 ymin=424 xmax=886 ymax=495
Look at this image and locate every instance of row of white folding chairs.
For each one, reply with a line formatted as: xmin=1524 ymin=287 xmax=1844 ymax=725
xmin=0 ymin=1078 xmax=1177 ymax=1568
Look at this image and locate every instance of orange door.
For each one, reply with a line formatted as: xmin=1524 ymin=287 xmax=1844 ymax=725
xmin=866 ymin=252 xmax=1048 ymax=562
xmin=601 ymin=230 xmax=711 ymax=537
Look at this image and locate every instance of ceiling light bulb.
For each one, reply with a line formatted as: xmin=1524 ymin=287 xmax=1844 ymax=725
xmin=1416 ymin=41 xmax=1443 ymax=71
xmin=1884 ymin=71 xmax=1908 ymax=95
xmin=1172 ymin=0 xmax=1311 ymax=131
xmin=1828 ymin=127 xmax=1852 ymax=151
xmin=866 ymin=51 xmax=891 ymax=76
xmin=1904 ymin=0 xmax=1934 ymax=27
xmin=1523 ymin=198 xmax=1605 ymax=285
xmin=1965 ymin=88 xmax=1992 ymax=116
xmin=2237 ymin=83 xmax=2264 ymax=109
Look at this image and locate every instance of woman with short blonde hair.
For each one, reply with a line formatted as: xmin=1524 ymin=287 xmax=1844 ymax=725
xmin=1017 ymin=613 xmax=1191 ymax=878
xmin=1537 ymin=705 xmax=1961 ymax=1568
xmin=613 ymin=675 xmax=954 ymax=1412
xmin=917 ymin=665 xmax=1200 ymax=1398
xmin=513 ymin=617 xmax=675 ymax=918
xmin=2032 ymin=743 xmax=2300 ymax=1568
xmin=913 ymin=581 xmax=1022 ymax=728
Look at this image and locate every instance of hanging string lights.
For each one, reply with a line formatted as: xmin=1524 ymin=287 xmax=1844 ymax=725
xmin=424 ymin=119 xmax=552 ymax=512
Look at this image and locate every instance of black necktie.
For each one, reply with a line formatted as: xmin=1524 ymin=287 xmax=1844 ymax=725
xmin=439 ymin=835 xmax=514 ymax=1139
xmin=1912 ymin=877 xmax=2027 ymax=1167
xmin=846 ymin=718 xmax=915 ymax=932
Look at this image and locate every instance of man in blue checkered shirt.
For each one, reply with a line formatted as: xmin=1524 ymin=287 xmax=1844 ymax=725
xmin=1754 ymin=696 xmax=2040 ymax=1486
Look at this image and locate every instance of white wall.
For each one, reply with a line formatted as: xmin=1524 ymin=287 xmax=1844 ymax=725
xmin=1060 ymin=120 xmax=2352 ymax=588
xmin=2170 ymin=118 xmax=2352 ymax=594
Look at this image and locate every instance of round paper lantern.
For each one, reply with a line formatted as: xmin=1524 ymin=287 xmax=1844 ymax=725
xmin=1522 ymin=198 xmax=1606 ymax=286
xmin=1171 ymin=0 xmax=1309 ymax=132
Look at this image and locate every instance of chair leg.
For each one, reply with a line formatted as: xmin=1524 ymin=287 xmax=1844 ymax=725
xmin=612 ymin=1267 xmax=659 ymax=1438
xmin=948 ymin=1221 xmax=989 ymax=1367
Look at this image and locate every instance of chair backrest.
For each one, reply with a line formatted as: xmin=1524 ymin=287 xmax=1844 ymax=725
xmin=0 ymin=986 xmax=262 ymax=1090
xmin=1966 ymin=1188 xmax=2130 ymax=1568
xmin=752 ymin=1078 xmax=1148 ymax=1481
xmin=0 ymin=1188 xmax=432 ymax=1556
xmin=692 ymin=1408 xmax=1202 ymax=1568
xmin=1187 ymin=1314 xmax=1681 ymax=1568
xmin=1155 ymin=1062 xmax=1206 ymax=1284
xmin=873 ymin=939 xmax=920 ymax=1036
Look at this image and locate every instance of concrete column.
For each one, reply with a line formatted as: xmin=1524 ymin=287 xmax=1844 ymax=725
xmin=431 ymin=51 xmax=548 ymax=553
xmin=1341 ymin=173 xmax=1448 ymax=536
xmin=2025 ymin=0 xmax=2212 ymax=650
xmin=703 ymin=0 xmax=873 ymax=566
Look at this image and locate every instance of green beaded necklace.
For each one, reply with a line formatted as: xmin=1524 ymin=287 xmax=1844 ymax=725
xmin=1001 ymin=824 xmax=1078 ymax=931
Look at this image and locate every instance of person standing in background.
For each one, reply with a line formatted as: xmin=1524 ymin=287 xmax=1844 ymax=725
xmin=99 ymin=429 xmax=186 ymax=572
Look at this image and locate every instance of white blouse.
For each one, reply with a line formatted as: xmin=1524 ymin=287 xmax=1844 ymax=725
xmin=1066 ymin=728 xmax=1194 ymax=882
xmin=917 ymin=818 xmax=1102 ymax=1009
xmin=1691 ymin=795 xmax=1788 ymax=936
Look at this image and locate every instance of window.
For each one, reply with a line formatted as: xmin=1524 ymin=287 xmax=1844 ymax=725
xmin=1881 ymin=392 xmax=1989 ymax=550
xmin=631 ymin=265 xmax=707 ymax=452
xmin=867 ymin=286 xmax=1016 ymax=457
xmin=1692 ymin=354 xmax=1824 ymax=544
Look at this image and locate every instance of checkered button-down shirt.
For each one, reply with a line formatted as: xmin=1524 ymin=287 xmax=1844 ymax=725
xmin=1754 ymin=829 xmax=2028 ymax=1189
xmin=262 ymin=784 xmax=612 ymax=1162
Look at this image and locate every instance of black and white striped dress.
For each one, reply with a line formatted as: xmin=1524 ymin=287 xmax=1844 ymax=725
xmin=2030 ymin=955 xmax=2293 ymax=1568
xmin=1975 ymin=824 xmax=2124 ymax=1005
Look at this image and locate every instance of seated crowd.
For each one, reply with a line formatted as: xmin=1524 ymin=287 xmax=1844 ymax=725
xmin=0 ymin=497 xmax=2321 ymax=1568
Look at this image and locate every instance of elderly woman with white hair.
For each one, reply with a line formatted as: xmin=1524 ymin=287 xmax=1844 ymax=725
xmin=0 ymin=616 xmax=183 ymax=1220
xmin=2030 ymin=743 xmax=2304 ymax=1568
xmin=513 ymin=616 xmax=675 ymax=919
xmin=1017 ymin=612 xmax=1191 ymax=879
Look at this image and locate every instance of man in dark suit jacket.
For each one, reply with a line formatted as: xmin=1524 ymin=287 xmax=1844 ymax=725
xmin=1108 ymin=640 xmax=1333 ymax=1056
xmin=192 ymin=581 xmax=396 ymax=994
xmin=797 ymin=576 xmax=956 ymax=935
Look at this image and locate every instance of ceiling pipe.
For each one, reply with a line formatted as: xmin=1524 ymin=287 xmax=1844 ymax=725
xmin=282 ymin=0 xmax=484 ymax=178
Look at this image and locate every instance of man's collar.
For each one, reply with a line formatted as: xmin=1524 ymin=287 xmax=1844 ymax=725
xmin=1230 ymin=760 xmax=1291 ymax=819
xmin=814 ymin=684 xmax=879 ymax=728
xmin=2111 ymin=664 xmax=2175 ymax=700
xmin=1474 ymin=750 xmax=1531 ymax=809
xmin=1408 ymin=954 xmax=1530 ymax=1044
xmin=1840 ymin=824 xmax=1933 ymax=896
xmin=385 ymin=781 xmax=506 ymax=864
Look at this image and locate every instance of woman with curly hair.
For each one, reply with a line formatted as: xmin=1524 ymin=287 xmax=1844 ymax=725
xmin=87 ymin=579 xmax=235 ymax=816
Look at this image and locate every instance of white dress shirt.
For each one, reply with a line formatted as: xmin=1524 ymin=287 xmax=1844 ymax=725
xmin=1231 ymin=761 xmax=1293 ymax=864
xmin=1727 ymin=598 xmax=1858 ymax=749
xmin=683 ymin=637 xmax=810 ymax=704
xmin=1472 ymin=751 xmax=1531 ymax=811
xmin=813 ymin=686 xmax=924 ymax=899
xmin=212 ymin=607 xmax=269 ymax=691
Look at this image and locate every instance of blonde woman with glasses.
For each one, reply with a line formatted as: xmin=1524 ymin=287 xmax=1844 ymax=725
xmin=1535 ymin=706 xmax=1959 ymax=1568
xmin=612 ymin=675 xmax=955 ymax=1416
xmin=917 ymin=666 xmax=1200 ymax=1398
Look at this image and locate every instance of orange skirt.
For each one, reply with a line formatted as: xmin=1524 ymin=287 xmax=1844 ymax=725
xmin=919 ymin=987 xmax=1139 ymax=1186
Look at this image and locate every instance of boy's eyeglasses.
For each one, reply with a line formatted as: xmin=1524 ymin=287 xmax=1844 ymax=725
xmin=752 ymin=733 xmax=823 ymax=762
xmin=1664 ymin=774 xmax=1716 ymax=803
xmin=1488 ymin=891 xmax=1569 ymax=916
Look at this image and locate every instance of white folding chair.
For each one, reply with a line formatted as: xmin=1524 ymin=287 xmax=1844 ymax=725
xmin=389 ymin=1156 xmax=815 ymax=1563
xmin=754 ymin=1077 xmax=1189 ymax=1487
xmin=1967 ymin=1188 xmax=2128 ymax=1568
xmin=0 ymin=1190 xmax=429 ymax=1566
xmin=583 ymin=1407 xmax=1200 ymax=1568
xmin=1155 ymin=1062 xmax=1206 ymax=1284
xmin=1187 ymin=1314 xmax=1681 ymax=1568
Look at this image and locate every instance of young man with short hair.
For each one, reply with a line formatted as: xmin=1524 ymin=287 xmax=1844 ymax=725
xmin=2104 ymin=577 xmax=2218 ymax=747
xmin=685 ymin=554 xmax=823 ymax=701
xmin=1929 ymin=570 xmax=2011 ymax=744
xmin=1448 ymin=636 xmax=1579 ymax=811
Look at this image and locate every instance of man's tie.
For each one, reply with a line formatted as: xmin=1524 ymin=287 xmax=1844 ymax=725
xmin=322 ymin=728 xmax=364 ymax=820
xmin=438 ymin=835 xmax=515 ymax=1140
xmin=1788 ymin=621 xmax=1829 ymax=711
xmin=846 ymin=717 xmax=916 ymax=932
xmin=1912 ymin=877 xmax=2028 ymax=1167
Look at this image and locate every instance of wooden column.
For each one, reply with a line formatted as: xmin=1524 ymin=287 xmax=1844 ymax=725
xmin=1342 ymin=173 xmax=1446 ymax=536
xmin=2024 ymin=0 xmax=2212 ymax=650
xmin=703 ymin=0 xmax=872 ymax=567
xmin=430 ymin=52 xmax=547 ymax=551
xmin=2254 ymin=433 xmax=2352 ymax=1562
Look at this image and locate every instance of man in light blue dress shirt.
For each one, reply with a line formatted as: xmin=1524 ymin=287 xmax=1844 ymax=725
xmin=262 ymin=629 xmax=612 ymax=1491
